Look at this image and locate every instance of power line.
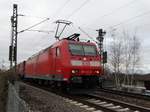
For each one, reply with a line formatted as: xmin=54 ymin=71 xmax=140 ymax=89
xmin=27 ymin=0 xmax=72 ymax=36
xmin=71 ymin=24 xmax=98 ymax=43
xmin=91 ymin=0 xmax=138 ymax=25
xmin=74 ymin=14 xmax=150 ymax=50
xmin=25 ymin=29 xmax=54 ymax=34
xmin=78 ymin=26 xmax=97 ymax=43
xmin=18 ymin=18 xmax=50 ymax=33
xmin=19 ymin=0 xmax=71 ymax=33
xmin=108 ymin=10 xmax=150 ymax=29
xmin=18 ymin=14 xmax=50 ymax=19
xmin=19 ymin=0 xmax=71 ymax=20
xmin=66 ymin=0 xmax=91 ymax=19
xmin=52 ymin=0 xmax=71 ymax=18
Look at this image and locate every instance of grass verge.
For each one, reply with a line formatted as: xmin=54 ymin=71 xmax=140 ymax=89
xmin=0 ymin=70 xmax=17 ymax=112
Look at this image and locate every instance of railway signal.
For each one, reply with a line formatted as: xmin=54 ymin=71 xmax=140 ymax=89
xmin=96 ymin=29 xmax=106 ymax=63
xmin=103 ymin=51 xmax=107 ymax=63
xmin=96 ymin=29 xmax=107 ymax=76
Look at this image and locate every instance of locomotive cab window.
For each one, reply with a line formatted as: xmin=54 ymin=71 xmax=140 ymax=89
xmin=83 ymin=45 xmax=97 ymax=56
xmin=56 ymin=47 xmax=60 ymax=57
xmin=69 ymin=43 xmax=97 ymax=56
xmin=69 ymin=44 xmax=84 ymax=55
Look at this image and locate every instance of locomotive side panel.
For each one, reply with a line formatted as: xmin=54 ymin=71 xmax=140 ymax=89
xmin=25 ymin=55 xmax=37 ymax=77
xmin=51 ymin=42 xmax=66 ymax=81
xmin=36 ymin=49 xmax=51 ymax=76
xmin=17 ymin=61 xmax=26 ymax=77
xmin=60 ymin=41 xmax=72 ymax=80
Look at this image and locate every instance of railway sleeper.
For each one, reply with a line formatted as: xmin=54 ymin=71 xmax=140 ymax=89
xmin=86 ymin=98 xmax=141 ymax=112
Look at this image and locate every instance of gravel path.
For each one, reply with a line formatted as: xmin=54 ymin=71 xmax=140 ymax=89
xmin=19 ymin=83 xmax=93 ymax=112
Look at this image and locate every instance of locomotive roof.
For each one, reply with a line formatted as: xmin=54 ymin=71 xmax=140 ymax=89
xmin=67 ymin=40 xmax=96 ymax=45
xmin=28 ymin=39 xmax=96 ymax=60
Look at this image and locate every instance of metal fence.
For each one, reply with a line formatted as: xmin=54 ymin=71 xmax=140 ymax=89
xmin=7 ymin=82 xmax=30 ymax=112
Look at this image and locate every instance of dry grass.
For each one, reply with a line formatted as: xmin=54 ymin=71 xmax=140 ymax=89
xmin=0 ymin=72 xmax=9 ymax=112
xmin=0 ymin=70 xmax=17 ymax=112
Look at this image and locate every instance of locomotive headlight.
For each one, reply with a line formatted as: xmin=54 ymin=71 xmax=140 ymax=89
xmin=95 ymin=70 xmax=100 ymax=74
xmin=83 ymin=57 xmax=87 ymax=61
xmin=72 ymin=70 xmax=76 ymax=74
xmin=71 ymin=69 xmax=79 ymax=74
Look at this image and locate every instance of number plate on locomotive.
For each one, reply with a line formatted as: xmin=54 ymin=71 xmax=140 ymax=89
xmin=82 ymin=61 xmax=90 ymax=66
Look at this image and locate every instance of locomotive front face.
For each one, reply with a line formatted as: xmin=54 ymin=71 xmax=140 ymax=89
xmin=67 ymin=42 xmax=103 ymax=86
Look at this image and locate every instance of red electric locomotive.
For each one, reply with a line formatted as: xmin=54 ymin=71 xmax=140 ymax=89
xmin=18 ymin=34 xmax=103 ymax=89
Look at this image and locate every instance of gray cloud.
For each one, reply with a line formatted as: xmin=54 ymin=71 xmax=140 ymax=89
xmin=0 ymin=0 xmax=150 ymax=72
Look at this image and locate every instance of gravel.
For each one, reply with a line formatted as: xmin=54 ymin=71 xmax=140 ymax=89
xmin=19 ymin=83 xmax=92 ymax=112
xmin=95 ymin=91 xmax=150 ymax=108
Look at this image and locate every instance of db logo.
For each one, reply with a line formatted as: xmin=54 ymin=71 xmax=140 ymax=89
xmin=82 ymin=61 xmax=90 ymax=66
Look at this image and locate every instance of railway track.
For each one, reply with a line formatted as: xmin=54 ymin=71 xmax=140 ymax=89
xmin=21 ymin=82 xmax=150 ymax=112
xmin=75 ymin=93 xmax=150 ymax=112
xmin=96 ymin=88 xmax=150 ymax=101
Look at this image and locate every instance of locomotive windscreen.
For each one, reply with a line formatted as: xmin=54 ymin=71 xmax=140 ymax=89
xmin=69 ymin=43 xmax=97 ymax=56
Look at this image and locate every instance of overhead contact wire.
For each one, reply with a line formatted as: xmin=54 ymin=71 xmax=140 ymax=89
xmin=52 ymin=0 xmax=71 ymax=18
xmin=66 ymin=0 xmax=91 ymax=19
xmin=90 ymin=0 xmax=138 ymax=26
xmin=78 ymin=26 xmax=97 ymax=43
xmin=18 ymin=18 xmax=50 ymax=34
xmin=96 ymin=0 xmax=137 ymax=20
xmin=109 ymin=10 xmax=150 ymax=28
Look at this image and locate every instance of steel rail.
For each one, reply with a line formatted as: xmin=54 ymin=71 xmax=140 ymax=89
xmin=83 ymin=93 xmax=150 ymax=112
xmin=97 ymin=88 xmax=150 ymax=101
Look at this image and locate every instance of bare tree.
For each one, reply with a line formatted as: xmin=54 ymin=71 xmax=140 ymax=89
xmin=122 ymin=30 xmax=132 ymax=85
xmin=130 ymin=33 xmax=140 ymax=85
xmin=109 ymin=29 xmax=141 ymax=88
xmin=109 ymin=29 xmax=123 ymax=88
xmin=120 ymin=30 xmax=140 ymax=86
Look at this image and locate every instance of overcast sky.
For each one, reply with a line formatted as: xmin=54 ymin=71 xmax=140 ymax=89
xmin=0 ymin=0 xmax=150 ymax=73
